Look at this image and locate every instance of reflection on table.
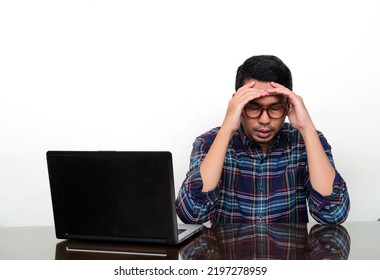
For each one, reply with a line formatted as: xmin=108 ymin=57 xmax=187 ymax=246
xmin=180 ymin=223 xmax=350 ymax=260
xmin=55 ymin=239 xmax=182 ymax=260
xmin=55 ymin=223 xmax=350 ymax=260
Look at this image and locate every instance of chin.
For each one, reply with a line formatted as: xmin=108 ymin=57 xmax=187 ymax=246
xmin=253 ymin=136 xmax=274 ymax=145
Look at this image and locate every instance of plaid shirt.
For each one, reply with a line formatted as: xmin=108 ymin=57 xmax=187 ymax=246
xmin=176 ymin=123 xmax=350 ymax=225
xmin=180 ymin=223 xmax=350 ymax=260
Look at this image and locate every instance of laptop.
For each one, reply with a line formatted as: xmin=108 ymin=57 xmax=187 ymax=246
xmin=46 ymin=151 xmax=203 ymax=245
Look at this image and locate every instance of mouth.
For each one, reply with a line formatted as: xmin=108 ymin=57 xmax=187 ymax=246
xmin=256 ymin=129 xmax=272 ymax=139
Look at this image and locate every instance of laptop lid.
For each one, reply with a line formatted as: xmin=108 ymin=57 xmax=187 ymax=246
xmin=46 ymin=151 xmax=201 ymax=245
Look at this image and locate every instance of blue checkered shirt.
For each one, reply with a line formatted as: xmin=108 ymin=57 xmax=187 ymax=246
xmin=176 ymin=123 xmax=350 ymax=225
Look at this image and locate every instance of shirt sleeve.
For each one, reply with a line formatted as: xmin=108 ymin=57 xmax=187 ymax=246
xmin=176 ymin=136 xmax=220 ymax=224
xmin=306 ymin=132 xmax=350 ymax=225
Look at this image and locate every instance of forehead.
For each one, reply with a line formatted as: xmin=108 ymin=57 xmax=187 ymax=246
xmin=244 ymin=79 xmax=287 ymax=105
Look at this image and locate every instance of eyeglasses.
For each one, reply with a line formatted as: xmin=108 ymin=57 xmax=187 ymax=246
xmin=244 ymin=103 xmax=289 ymax=119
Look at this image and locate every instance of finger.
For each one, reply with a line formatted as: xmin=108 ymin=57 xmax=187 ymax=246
xmin=234 ymin=86 xmax=263 ymax=100
xmin=236 ymin=80 xmax=256 ymax=93
xmin=270 ymin=81 xmax=286 ymax=88
xmin=233 ymin=81 xmax=256 ymax=98
xmin=264 ymin=87 xmax=300 ymax=108
xmin=265 ymin=86 xmax=295 ymax=99
xmin=237 ymin=91 xmax=269 ymax=108
xmin=243 ymin=80 xmax=256 ymax=88
xmin=231 ymin=89 xmax=265 ymax=110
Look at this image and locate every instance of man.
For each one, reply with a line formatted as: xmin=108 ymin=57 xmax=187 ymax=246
xmin=176 ymin=55 xmax=350 ymax=225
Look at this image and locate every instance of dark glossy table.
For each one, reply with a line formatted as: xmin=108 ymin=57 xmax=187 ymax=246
xmin=1 ymin=222 xmax=379 ymax=260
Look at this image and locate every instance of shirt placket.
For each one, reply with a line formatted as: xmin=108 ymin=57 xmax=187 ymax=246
xmin=255 ymin=153 xmax=268 ymax=222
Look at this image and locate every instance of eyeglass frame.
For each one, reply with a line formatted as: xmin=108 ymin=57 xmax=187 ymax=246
xmin=243 ymin=102 xmax=290 ymax=119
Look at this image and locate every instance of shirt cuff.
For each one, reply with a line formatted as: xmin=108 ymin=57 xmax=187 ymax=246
xmin=187 ymin=168 xmax=220 ymax=206
xmin=310 ymin=171 xmax=347 ymax=211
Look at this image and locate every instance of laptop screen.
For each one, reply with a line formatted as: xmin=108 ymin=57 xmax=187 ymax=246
xmin=47 ymin=151 xmax=179 ymax=244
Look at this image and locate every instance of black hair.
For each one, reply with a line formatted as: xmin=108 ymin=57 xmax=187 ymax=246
xmin=235 ymin=55 xmax=293 ymax=91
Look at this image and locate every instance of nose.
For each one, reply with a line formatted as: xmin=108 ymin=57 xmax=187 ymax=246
xmin=258 ymin=108 xmax=271 ymax=124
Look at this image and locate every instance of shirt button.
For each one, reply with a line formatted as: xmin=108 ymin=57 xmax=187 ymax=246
xmin=259 ymin=186 xmax=264 ymax=191
xmin=258 ymin=214 xmax=263 ymax=218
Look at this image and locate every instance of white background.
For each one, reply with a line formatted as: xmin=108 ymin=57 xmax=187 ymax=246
xmin=1 ymin=0 xmax=379 ymax=226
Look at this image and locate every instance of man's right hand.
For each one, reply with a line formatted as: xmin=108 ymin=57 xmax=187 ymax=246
xmin=221 ymin=80 xmax=268 ymax=134
xmin=200 ymin=80 xmax=269 ymax=192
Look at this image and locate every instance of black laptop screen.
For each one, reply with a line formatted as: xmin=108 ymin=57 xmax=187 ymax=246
xmin=47 ymin=151 xmax=178 ymax=243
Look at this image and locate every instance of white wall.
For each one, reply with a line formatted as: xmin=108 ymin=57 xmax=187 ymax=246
xmin=1 ymin=0 xmax=379 ymax=226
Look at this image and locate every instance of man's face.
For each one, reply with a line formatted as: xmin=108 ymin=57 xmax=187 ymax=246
xmin=240 ymin=79 xmax=288 ymax=153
